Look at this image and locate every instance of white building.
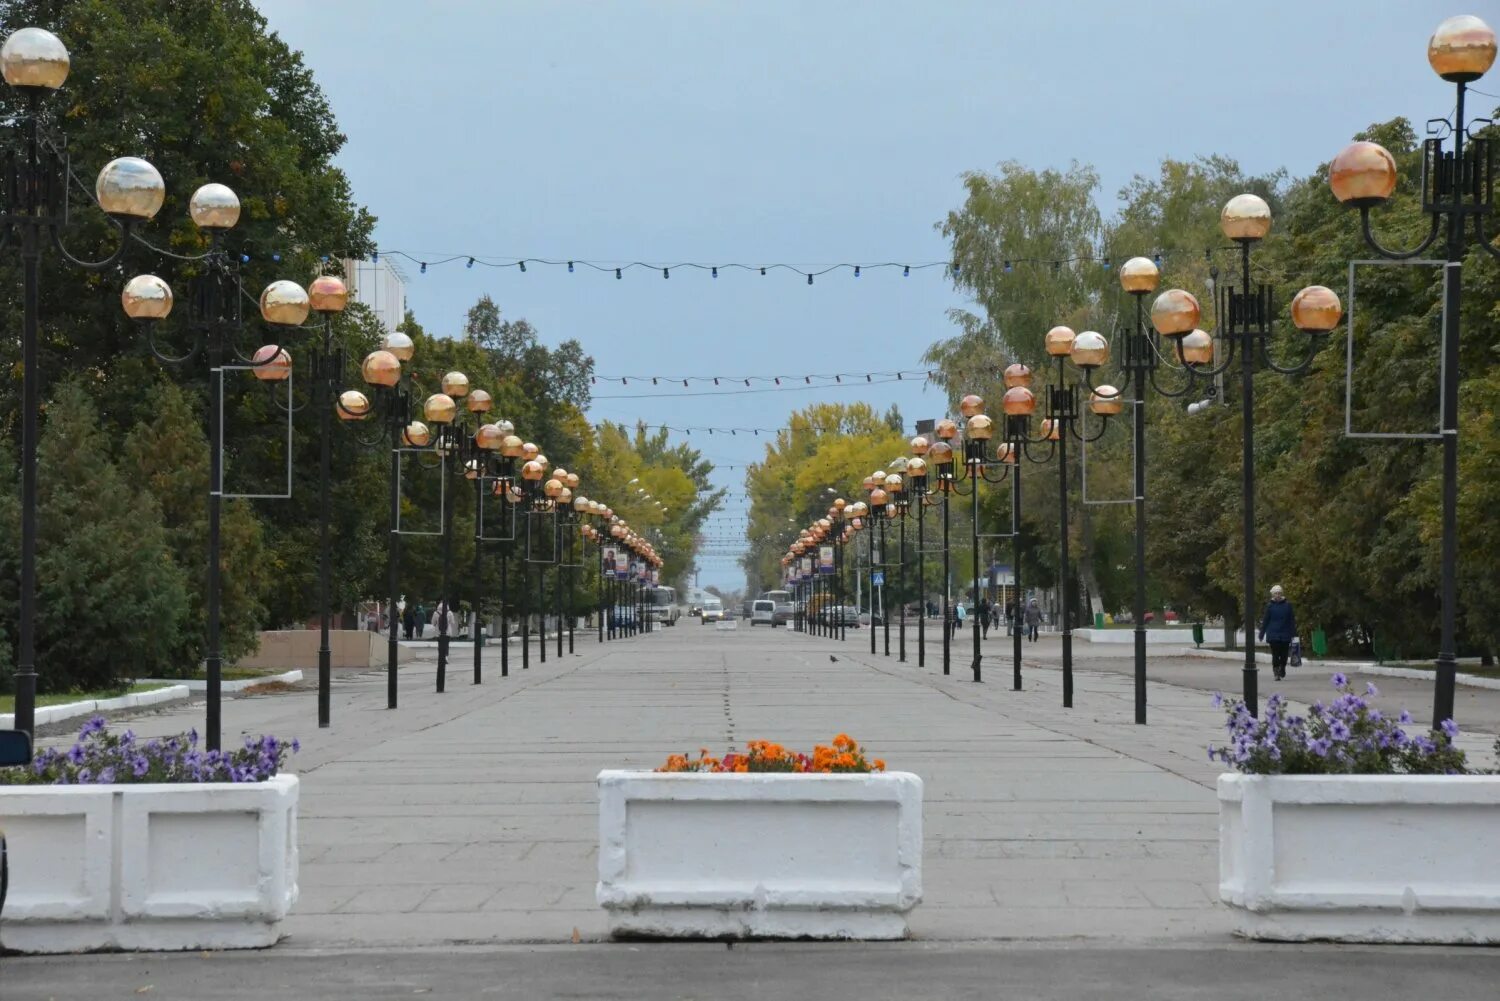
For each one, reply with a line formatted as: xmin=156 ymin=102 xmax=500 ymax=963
xmin=341 ymin=257 xmax=408 ymax=334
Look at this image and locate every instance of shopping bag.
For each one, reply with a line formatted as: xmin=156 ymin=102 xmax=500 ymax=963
xmin=1289 ymin=636 xmax=1302 ymax=668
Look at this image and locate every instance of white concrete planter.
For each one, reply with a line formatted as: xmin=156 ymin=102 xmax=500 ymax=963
xmin=597 ymin=770 xmax=922 ymax=939
xmin=0 ymin=775 xmax=298 ymax=953
xmin=1219 ymin=773 xmax=1500 ymax=943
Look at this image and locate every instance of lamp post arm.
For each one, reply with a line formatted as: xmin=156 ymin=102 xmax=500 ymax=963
xmin=1359 ymin=205 xmax=1441 ymax=260
xmin=1259 ymin=334 xmax=1328 ymax=376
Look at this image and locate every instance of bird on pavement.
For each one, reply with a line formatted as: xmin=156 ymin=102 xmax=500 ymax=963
xmin=829 ymin=655 xmax=838 ymax=663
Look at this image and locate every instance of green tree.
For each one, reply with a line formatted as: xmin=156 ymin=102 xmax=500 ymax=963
xmin=122 ymin=381 xmax=268 ymax=668
xmin=30 ymin=382 xmax=188 ymax=689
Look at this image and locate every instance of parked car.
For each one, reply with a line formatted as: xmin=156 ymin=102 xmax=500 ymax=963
xmin=833 ymin=605 xmax=862 ymax=626
xmin=750 ymin=599 xmax=776 ymax=626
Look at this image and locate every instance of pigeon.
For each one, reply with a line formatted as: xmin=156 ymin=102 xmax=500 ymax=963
xmin=829 ymin=655 xmax=838 ymax=663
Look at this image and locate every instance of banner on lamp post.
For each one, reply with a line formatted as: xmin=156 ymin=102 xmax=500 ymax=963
xmin=818 ymin=546 xmax=834 ymax=575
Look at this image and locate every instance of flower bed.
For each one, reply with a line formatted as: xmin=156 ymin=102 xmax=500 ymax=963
xmin=1213 ymin=680 xmax=1500 ymax=943
xmin=0 ymin=718 xmax=300 ymax=953
xmin=598 ymin=735 xmax=921 ymax=940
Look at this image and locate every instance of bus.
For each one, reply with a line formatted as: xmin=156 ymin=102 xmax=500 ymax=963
xmin=759 ymin=589 xmax=794 ymax=627
xmin=646 ymin=586 xmax=681 ymax=626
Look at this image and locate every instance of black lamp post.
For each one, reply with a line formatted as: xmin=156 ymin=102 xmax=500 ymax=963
xmin=885 ymin=468 xmax=910 ymax=663
xmin=906 ymin=441 xmax=932 ymax=669
xmin=3 ymin=27 xmax=165 ymax=735
xmin=1036 ymin=329 xmax=1117 ymax=708
xmin=1150 ymin=195 xmax=1340 ymax=717
xmin=125 ymin=214 xmax=306 ymax=753
xmin=928 ymin=428 xmax=957 ymax=676
xmin=1328 ymin=13 xmax=1496 ymax=727
xmin=346 ymin=333 xmax=424 ymax=708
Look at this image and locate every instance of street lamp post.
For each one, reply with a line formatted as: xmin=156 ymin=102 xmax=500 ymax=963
xmin=346 ymin=332 xmax=421 ymax=708
xmin=1328 ymin=13 xmax=1496 ymax=726
xmin=124 ymin=216 xmax=306 ymax=753
xmin=928 ymin=425 xmax=958 ymax=676
xmin=908 ymin=440 xmax=932 ymax=668
xmin=886 ymin=462 xmax=910 ymax=663
xmin=1151 ymin=195 xmax=1341 ymax=717
xmin=3 ymin=27 xmax=165 ymax=735
xmin=1037 ymin=328 xmax=1116 ymax=708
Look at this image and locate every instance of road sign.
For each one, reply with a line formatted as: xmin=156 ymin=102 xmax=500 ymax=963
xmin=872 ymin=571 xmax=885 ymax=587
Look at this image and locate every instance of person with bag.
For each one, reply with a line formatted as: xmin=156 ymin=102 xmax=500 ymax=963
xmin=1024 ymin=598 xmax=1042 ymax=642
xmin=1258 ymin=584 xmax=1298 ymax=681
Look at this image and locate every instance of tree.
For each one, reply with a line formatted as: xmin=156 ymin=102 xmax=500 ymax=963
xmin=122 ymin=381 xmax=268 ymax=667
xmin=27 ymin=382 xmax=188 ymax=689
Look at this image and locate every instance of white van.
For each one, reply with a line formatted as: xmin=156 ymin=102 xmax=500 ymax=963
xmin=750 ymin=599 xmax=775 ymax=626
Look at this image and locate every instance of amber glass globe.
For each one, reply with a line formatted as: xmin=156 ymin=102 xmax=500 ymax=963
xmin=95 ymin=157 xmax=165 ymax=220
xmin=189 ymin=183 xmax=240 ymax=231
xmin=121 ymin=274 xmax=173 ymax=320
xmin=1070 ymin=331 xmax=1109 ymax=369
xmin=1 ymin=27 xmax=70 ymax=89
xmin=1151 ymin=289 xmax=1201 ymax=337
xmin=1181 ymin=329 xmax=1214 ymax=365
xmin=1119 ymin=256 xmax=1160 ymax=294
xmin=402 ymin=421 xmax=432 ymax=447
xmin=1329 ymin=141 xmax=1398 ymax=207
xmin=1002 ymin=386 xmax=1036 ymax=416
xmin=382 ymin=331 xmax=416 ymax=362
xmin=307 ymin=274 xmax=348 ymax=313
xmin=966 ymin=414 xmax=994 ymax=440
xmin=251 ymin=345 xmax=291 ymax=382
xmin=337 ymin=390 xmax=371 ymax=421
xmin=935 ymin=418 xmax=959 ymax=440
xmin=423 ymin=393 xmax=457 ymax=424
xmin=1003 ymin=363 xmax=1032 ymax=389
xmin=1045 ymin=325 xmax=1076 ymax=356
xmin=1428 ymin=14 xmax=1495 ymax=82
xmin=361 ymin=350 xmax=401 ymax=387
xmin=1090 ymin=386 xmax=1123 ymax=416
xmin=1290 ymin=285 xmax=1343 ymax=333
xmin=259 ymin=281 xmax=310 ymax=326
xmin=1220 ymin=194 xmax=1272 ymax=241
xmin=959 ymin=393 xmax=985 ymax=418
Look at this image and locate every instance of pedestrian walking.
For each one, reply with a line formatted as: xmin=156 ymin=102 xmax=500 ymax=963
xmin=954 ymin=602 xmax=967 ymax=639
xmin=414 ymin=603 xmax=427 ymax=639
xmin=402 ymin=603 xmax=416 ymax=641
xmin=1024 ymin=598 xmax=1041 ymax=642
xmin=1006 ymin=600 xmax=1018 ymax=637
xmin=978 ymin=597 xmax=991 ymax=639
xmin=1258 ymin=584 xmax=1298 ymax=681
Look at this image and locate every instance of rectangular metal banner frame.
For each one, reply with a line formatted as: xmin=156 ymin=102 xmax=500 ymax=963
xmin=216 ymin=365 xmax=293 ymax=500
xmin=1345 ymin=259 xmax=1446 ymax=441
xmin=394 ymin=448 xmax=445 ymax=537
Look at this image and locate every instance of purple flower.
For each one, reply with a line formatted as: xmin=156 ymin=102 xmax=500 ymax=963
xmin=1307 ymin=738 xmax=1332 ymax=757
xmin=132 ymin=756 xmax=150 ymax=778
xmin=1331 ymin=673 xmax=1348 ymax=688
xmin=76 ymin=768 xmax=91 ymax=783
xmin=1399 ymin=710 xmax=1413 ymax=724
xmin=1329 ymin=720 xmax=1351 ymax=741
xmin=290 ymin=739 xmax=300 ymax=753
xmin=96 ymin=766 xmax=116 ymax=784
xmin=1440 ymin=718 xmax=1459 ymax=739
xmin=1365 ymin=682 xmax=1379 ymax=697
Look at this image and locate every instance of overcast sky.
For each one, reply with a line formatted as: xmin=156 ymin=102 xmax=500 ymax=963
xmin=258 ymin=0 xmax=1470 ymax=590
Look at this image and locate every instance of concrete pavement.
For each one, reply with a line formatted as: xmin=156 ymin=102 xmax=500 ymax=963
xmin=8 ymin=622 xmax=1497 ymax=990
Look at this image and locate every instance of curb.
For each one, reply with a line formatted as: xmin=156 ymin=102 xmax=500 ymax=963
xmin=1359 ymin=664 xmax=1500 ymax=692
xmin=0 ymin=684 xmax=192 ymax=730
xmin=1179 ymin=649 xmax=1500 ymax=691
xmin=137 ymin=669 xmax=304 ymax=694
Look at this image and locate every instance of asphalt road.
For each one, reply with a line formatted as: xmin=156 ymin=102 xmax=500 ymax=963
xmin=4 ymin=942 xmax=1499 ymax=1001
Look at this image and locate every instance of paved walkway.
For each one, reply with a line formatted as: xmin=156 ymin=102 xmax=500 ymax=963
xmin=16 ymin=625 xmax=1499 ymax=951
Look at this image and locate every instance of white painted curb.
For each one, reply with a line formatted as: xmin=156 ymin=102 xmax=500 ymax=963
xmin=1181 ymin=649 xmax=1500 ymax=691
xmin=0 ymin=685 xmax=191 ymax=731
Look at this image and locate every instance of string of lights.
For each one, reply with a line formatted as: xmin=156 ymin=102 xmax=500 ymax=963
xmin=592 ymin=368 xmax=933 ymax=387
xmin=365 ymin=248 xmax=1218 ymax=282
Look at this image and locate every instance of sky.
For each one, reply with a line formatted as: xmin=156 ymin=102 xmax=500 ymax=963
xmin=257 ymin=0 xmax=1471 ymax=590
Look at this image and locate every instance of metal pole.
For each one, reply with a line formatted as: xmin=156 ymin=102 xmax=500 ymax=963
xmin=942 ymin=486 xmax=951 ymax=676
xmin=971 ymin=461 xmax=982 ymax=684
xmin=317 ymin=331 xmax=333 ymax=727
xmin=881 ymin=519 xmax=890 ymax=656
xmin=1433 ymin=84 xmax=1466 ymax=728
xmin=387 ymin=441 xmax=400 ymax=708
xmin=539 ymin=556 xmax=547 ymax=660
xmin=556 ymin=520 xmax=564 ymax=657
xmin=206 ymin=310 xmax=224 ymax=749
xmin=568 ymin=526 xmax=576 ymax=654
xmin=501 ymin=540 xmax=510 ymax=677
xmin=473 ymin=476 xmax=484 ymax=685
xmin=1133 ymin=322 xmax=1148 ymax=724
xmin=1059 ymin=359 xmax=1073 ymax=709
xmin=1012 ymin=455 xmax=1023 ymax=691
xmin=1239 ymin=241 xmax=1257 ymax=717
xmin=522 ymin=561 xmax=530 ymax=669
xmin=917 ymin=499 xmax=925 ymax=668
xmin=436 ymin=442 xmax=452 ymax=694
xmin=899 ymin=512 xmax=907 ymax=662
xmin=13 ymin=169 xmax=40 ymax=738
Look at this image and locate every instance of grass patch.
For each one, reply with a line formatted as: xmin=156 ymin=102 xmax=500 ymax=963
xmin=0 ymin=682 xmax=175 ymax=714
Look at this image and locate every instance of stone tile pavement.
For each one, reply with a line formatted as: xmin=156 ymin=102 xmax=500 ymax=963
xmin=31 ymin=624 xmax=1498 ymax=949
